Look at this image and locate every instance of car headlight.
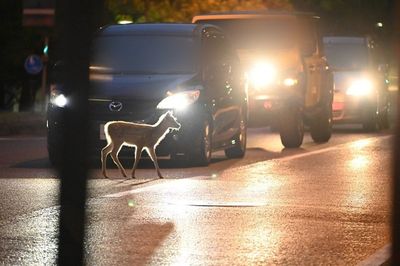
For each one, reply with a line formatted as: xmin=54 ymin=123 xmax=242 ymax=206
xmin=282 ymin=77 xmax=298 ymax=87
xmin=346 ymin=79 xmax=373 ymax=96
xmin=157 ymin=89 xmax=200 ymax=111
xmin=50 ymin=84 xmax=68 ymax=108
xmin=248 ymin=62 xmax=277 ymax=88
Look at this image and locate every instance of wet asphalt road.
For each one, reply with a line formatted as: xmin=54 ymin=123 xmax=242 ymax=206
xmin=0 ymin=126 xmax=393 ymax=265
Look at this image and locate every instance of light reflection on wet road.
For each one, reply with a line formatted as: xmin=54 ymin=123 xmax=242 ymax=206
xmin=0 ymin=127 xmax=393 ymax=265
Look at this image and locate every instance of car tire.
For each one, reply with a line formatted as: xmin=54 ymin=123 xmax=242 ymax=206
xmin=225 ymin=110 xmax=247 ymax=158
xmin=279 ymin=105 xmax=304 ymax=148
xmin=310 ymin=106 xmax=332 ymax=143
xmin=189 ymin=118 xmax=212 ymax=166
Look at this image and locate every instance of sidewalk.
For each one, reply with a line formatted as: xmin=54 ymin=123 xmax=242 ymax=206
xmin=0 ymin=112 xmax=46 ymax=136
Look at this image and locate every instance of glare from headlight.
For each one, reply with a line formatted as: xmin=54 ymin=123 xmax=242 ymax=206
xmin=283 ymin=78 xmax=298 ymax=87
xmin=51 ymin=93 xmax=68 ymax=108
xmin=346 ymin=79 xmax=373 ymax=96
xmin=157 ymin=90 xmax=200 ymax=111
xmin=248 ymin=62 xmax=276 ymax=88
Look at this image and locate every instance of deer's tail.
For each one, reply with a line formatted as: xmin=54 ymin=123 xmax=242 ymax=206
xmin=104 ymin=121 xmax=113 ymax=144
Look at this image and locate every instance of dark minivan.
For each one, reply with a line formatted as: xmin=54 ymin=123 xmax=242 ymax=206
xmin=47 ymin=23 xmax=248 ymax=166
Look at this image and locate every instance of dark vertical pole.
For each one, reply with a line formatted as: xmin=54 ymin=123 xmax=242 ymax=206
xmin=55 ymin=1 xmax=104 ymax=265
xmin=393 ymin=0 xmax=400 ymax=264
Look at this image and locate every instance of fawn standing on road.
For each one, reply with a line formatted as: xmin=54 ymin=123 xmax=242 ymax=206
xmin=101 ymin=111 xmax=181 ymax=179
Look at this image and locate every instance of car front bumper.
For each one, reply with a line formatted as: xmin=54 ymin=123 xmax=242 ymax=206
xmin=247 ymin=85 xmax=303 ymax=126
xmin=47 ymin=104 xmax=208 ymax=159
xmin=332 ymin=97 xmax=377 ymax=123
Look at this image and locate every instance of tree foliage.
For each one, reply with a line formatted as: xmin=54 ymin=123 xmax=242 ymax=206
xmin=291 ymin=0 xmax=392 ymax=35
xmin=106 ymin=0 xmax=293 ymax=23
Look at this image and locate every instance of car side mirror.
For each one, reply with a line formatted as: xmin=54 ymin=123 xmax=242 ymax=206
xmin=202 ymin=65 xmax=214 ymax=82
xmin=378 ymin=63 xmax=388 ymax=73
xmin=203 ymin=63 xmax=223 ymax=82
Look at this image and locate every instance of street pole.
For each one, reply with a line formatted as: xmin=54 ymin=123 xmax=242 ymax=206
xmin=392 ymin=0 xmax=400 ymax=264
xmin=41 ymin=36 xmax=48 ymax=112
xmin=55 ymin=1 xmax=104 ymax=265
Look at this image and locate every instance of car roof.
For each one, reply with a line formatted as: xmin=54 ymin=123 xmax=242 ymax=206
xmin=99 ymin=23 xmax=217 ymax=37
xmin=192 ymin=10 xmax=319 ymax=23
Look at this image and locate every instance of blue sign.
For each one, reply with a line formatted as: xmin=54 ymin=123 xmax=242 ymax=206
xmin=24 ymin=54 xmax=43 ymax=75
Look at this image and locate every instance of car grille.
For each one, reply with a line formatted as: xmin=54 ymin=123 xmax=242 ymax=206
xmin=88 ymin=99 xmax=159 ymax=123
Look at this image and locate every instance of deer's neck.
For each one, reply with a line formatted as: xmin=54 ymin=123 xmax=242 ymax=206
xmin=153 ymin=119 xmax=170 ymax=136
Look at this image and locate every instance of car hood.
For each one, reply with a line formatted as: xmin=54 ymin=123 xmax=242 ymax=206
xmin=236 ymin=48 xmax=302 ymax=73
xmin=89 ymin=73 xmax=199 ymax=100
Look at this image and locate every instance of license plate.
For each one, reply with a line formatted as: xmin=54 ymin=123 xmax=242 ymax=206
xmin=99 ymin=124 xmax=106 ymax=140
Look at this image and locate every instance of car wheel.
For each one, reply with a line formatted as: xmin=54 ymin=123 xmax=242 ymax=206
xmin=189 ymin=118 xmax=212 ymax=166
xmin=310 ymin=106 xmax=332 ymax=143
xmin=279 ymin=105 xmax=304 ymax=148
xmin=225 ymin=110 xmax=247 ymax=158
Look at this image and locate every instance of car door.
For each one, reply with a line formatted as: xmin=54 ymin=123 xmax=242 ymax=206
xmin=203 ymin=31 xmax=240 ymax=147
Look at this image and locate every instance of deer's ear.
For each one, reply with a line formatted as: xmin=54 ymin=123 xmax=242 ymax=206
xmin=166 ymin=110 xmax=173 ymax=116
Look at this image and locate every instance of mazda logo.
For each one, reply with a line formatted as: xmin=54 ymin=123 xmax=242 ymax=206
xmin=109 ymin=101 xmax=123 ymax=112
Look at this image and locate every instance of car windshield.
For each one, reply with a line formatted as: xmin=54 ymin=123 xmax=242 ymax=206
xmin=323 ymin=42 xmax=369 ymax=71
xmin=198 ymin=18 xmax=296 ymax=50
xmin=91 ymin=35 xmax=199 ymax=74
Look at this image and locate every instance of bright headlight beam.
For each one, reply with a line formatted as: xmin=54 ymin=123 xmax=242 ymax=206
xmin=283 ymin=78 xmax=298 ymax=87
xmin=51 ymin=94 xmax=68 ymax=108
xmin=249 ymin=62 xmax=276 ymax=88
xmin=346 ymin=79 xmax=373 ymax=96
xmin=157 ymin=90 xmax=200 ymax=110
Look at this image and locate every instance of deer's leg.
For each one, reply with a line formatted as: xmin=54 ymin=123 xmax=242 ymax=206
xmin=101 ymin=142 xmax=113 ymax=178
xmin=110 ymin=143 xmax=127 ymax=178
xmin=147 ymin=147 xmax=163 ymax=178
xmin=131 ymin=146 xmax=143 ymax=178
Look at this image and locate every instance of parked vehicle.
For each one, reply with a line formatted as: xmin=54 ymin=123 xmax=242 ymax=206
xmin=47 ymin=23 xmax=248 ymax=166
xmin=323 ymin=36 xmax=390 ymax=130
xmin=193 ymin=11 xmax=334 ymax=148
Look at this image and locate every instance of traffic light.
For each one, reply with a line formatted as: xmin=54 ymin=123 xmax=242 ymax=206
xmin=43 ymin=44 xmax=49 ymax=56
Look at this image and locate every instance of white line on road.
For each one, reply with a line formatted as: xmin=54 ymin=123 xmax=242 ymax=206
xmin=357 ymin=243 xmax=391 ymax=266
xmin=102 ymin=135 xmax=392 ymax=199
xmin=276 ymin=146 xmax=339 ymax=162
xmin=274 ymin=135 xmax=392 ymax=163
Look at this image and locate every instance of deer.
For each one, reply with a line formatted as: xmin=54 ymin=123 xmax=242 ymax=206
xmin=101 ymin=111 xmax=181 ymax=179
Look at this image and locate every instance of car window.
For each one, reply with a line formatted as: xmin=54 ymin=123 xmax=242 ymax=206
xmin=91 ymin=35 xmax=200 ymax=74
xmin=323 ymin=41 xmax=369 ymax=70
xmin=198 ymin=18 xmax=297 ymax=50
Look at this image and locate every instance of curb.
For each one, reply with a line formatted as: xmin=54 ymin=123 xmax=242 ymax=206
xmin=0 ymin=112 xmax=46 ymax=136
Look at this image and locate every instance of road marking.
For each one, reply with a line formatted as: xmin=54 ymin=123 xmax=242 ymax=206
xmin=275 ymin=135 xmax=392 ymax=163
xmin=165 ymin=200 xmax=266 ymax=207
xmin=357 ymin=243 xmax=391 ymax=266
xmin=276 ymin=146 xmax=339 ymax=162
xmin=103 ymin=135 xmax=392 ymax=199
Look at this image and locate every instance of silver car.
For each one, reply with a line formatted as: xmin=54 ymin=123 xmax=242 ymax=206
xmin=323 ymin=36 xmax=390 ymax=131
